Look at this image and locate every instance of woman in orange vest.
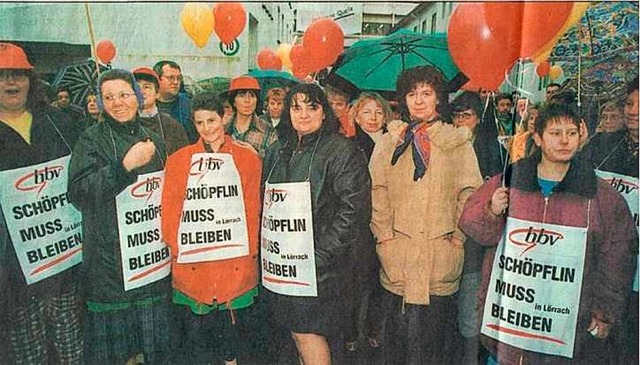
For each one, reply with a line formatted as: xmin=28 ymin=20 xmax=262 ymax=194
xmin=161 ymin=92 xmax=262 ymax=365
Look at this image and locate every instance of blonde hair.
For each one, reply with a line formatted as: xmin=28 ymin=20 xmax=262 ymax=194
xmin=348 ymin=91 xmax=392 ymax=128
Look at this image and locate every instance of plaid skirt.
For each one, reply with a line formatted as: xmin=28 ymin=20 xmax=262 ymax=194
xmin=85 ymin=296 xmax=172 ymax=364
xmin=8 ymin=284 xmax=83 ymax=365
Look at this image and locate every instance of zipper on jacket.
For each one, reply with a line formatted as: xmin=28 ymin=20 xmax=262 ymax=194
xmin=542 ymin=197 xmax=549 ymax=224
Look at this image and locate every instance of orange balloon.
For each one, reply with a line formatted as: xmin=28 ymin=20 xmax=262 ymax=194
xmin=549 ymin=65 xmax=563 ymax=81
xmin=257 ymin=48 xmax=282 ymax=70
xmin=96 ymin=40 xmax=116 ymax=64
xmin=484 ymin=2 xmax=573 ymax=59
xmin=276 ymin=43 xmax=293 ymax=69
xmin=448 ymin=4 xmax=516 ymax=90
xmin=532 ymin=2 xmax=590 ymax=64
xmin=213 ymin=2 xmax=247 ymax=45
xmin=181 ymin=3 xmax=215 ymax=48
xmin=302 ymin=18 xmax=344 ymax=72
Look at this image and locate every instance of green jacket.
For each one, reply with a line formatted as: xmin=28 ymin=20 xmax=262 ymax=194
xmin=68 ymin=114 xmax=170 ymax=303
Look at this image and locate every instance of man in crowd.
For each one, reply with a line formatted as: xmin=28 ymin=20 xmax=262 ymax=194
xmin=545 ymin=82 xmax=562 ymax=102
xmin=153 ymin=60 xmax=196 ymax=142
xmin=53 ymin=86 xmax=84 ymax=123
xmin=133 ymin=66 xmax=189 ymax=155
xmin=494 ymin=93 xmax=515 ymax=137
xmin=326 ymin=85 xmax=355 ymax=137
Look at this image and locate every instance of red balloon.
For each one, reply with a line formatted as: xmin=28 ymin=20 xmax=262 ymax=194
xmin=302 ymin=18 xmax=344 ymax=72
xmin=292 ymin=63 xmax=309 ymax=80
xmin=448 ymin=4 xmax=517 ymax=90
xmin=536 ymin=60 xmax=551 ymax=77
xmin=213 ymin=3 xmax=247 ymax=45
xmin=461 ymin=78 xmax=503 ymax=92
xmin=257 ymin=48 xmax=282 ymax=71
xmin=290 ymin=44 xmax=311 ymax=73
xmin=96 ymin=40 xmax=116 ymax=64
xmin=484 ymin=2 xmax=573 ymax=59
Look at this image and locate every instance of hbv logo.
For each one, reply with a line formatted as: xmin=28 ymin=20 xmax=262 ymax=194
xmin=190 ymin=157 xmax=225 ymax=184
xmin=15 ymin=165 xmax=64 ymax=197
xmin=131 ymin=177 xmax=162 ymax=204
xmin=264 ymin=188 xmax=288 ymax=208
xmin=508 ymin=226 xmax=564 ymax=256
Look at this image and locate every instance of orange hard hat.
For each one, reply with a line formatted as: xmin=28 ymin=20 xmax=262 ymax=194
xmin=229 ymin=75 xmax=261 ymax=92
xmin=132 ymin=66 xmax=160 ymax=85
xmin=0 ymin=43 xmax=34 ymax=69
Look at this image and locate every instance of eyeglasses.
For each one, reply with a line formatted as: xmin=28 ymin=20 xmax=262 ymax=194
xmin=103 ymin=91 xmax=135 ymax=103
xmin=453 ymin=111 xmax=476 ymax=120
xmin=162 ymin=75 xmax=183 ymax=83
xmin=0 ymin=69 xmax=29 ymax=80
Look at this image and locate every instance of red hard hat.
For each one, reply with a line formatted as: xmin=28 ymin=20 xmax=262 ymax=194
xmin=0 ymin=43 xmax=34 ymax=69
xmin=229 ymin=75 xmax=261 ymax=92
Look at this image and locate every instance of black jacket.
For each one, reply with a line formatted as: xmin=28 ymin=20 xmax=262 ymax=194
xmin=582 ymin=130 xmax=639 ymax=178
xmin=262 ymin=128 xmax=372 ymax=287
xmin=0 ymin=106 xmax=79 ymax=305
xmin=68 ymin=114 xmax=170 ymax=303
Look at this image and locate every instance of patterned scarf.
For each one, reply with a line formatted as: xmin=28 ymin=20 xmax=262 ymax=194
xmin=391 ymin=121 xmax=433 ymax=181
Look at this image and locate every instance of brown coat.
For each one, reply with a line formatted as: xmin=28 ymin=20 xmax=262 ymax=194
xmin=370 ymin=120 xmax=483 ymax=305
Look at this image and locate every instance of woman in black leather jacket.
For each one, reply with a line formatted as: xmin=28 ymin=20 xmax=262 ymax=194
xmin=261 ymin=83 xmax=371 ymax=364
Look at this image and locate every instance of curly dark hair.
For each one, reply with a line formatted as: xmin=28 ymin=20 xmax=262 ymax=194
xmin=395 ymin=65 xmax=448 ymax=122
xmin=280 ymin=83 xmax=339 ymax=142
xmin=191 ymin=92 xmax=224 ymax=118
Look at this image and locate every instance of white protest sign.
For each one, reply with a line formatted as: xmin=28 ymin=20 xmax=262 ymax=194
xmin=0 ymin=156 xmax=82 ymax=284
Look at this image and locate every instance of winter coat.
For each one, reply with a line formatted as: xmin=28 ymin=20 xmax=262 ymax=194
xmin=68 ymin=114 xmax=170 ymax=303
xmin=157 ymin=92 xmax=196 ymax=143
xmin=139 ymin=112 xmax=189 ymax=156
xmin=458 ymin=151 xmax=637 ymax=364
xmin=161 ymin=136 xmax=261 ymax=305
xmin=369 ymin=120 xmax=483 ymax=305
xmin=262 ymin=128 xmax=371 ymax=289
xmin=0 ymin=106 xmax=79 ymax=305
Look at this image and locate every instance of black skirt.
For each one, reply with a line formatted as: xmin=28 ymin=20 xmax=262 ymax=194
xmin=264 ymin=277 xmax=348 ymax=337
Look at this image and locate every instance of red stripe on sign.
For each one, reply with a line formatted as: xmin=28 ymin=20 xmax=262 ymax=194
xmin=486 ymin=324 xmax=566 ymax=345
xmin=181 ymin=244 xmax=244 ymax=256
xmin=263 ymin=276 xmax=310 ymax=286
xmin=128 ymin=260 xmax=171 ymax=282
xmin=30 ymin=247 xmax=82 ymax=276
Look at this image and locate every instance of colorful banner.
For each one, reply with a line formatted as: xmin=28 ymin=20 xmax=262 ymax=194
xmin=115 ymin=171 xmax=170 ymax=291
xmin=0 ymin=156 xmax=82 ymax=284
xmin=481 ymin=217 xmax=587 ymax=358
xmin=261 ymin=181 xmax=317 ymax=297
xmin=177 ymin=153 xmax=249 ymax=263
xmin=596 ymin=170 xmax=639 ymax=291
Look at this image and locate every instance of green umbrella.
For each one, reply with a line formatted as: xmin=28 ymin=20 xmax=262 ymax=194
xmin=247 ymin=69 xmax=299 ymax=101
xmin=327 ymin=29 xmax=467 ymax=98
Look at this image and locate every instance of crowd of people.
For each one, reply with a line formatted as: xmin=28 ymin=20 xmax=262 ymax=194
xmin=0 ymin=40 xmax=638 ymax=365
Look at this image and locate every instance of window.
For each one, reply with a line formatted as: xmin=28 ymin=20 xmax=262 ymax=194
xmin=422 ymin=20 xmax=427 ymax=34
xmin=362 ymin=22 xmax=392 ymax=35
xmin=413 ymin=25 xmax=418 ymax=33
xmin=431 ymin=13 xmax=437 ymax=33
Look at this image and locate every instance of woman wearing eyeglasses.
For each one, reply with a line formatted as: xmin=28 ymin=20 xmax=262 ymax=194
xmin=68 ymin=69 xmax=172 ymax=364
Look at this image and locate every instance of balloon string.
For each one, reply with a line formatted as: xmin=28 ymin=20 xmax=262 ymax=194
xmin=503 ymin=60 xmax=535 ymax=99
xmin=84 ymin=4 xmax=100 ymax=76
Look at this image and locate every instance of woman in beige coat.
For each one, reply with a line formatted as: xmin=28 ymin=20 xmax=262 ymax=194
xmin=369 ymin=66 xmax=483 ymax=364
